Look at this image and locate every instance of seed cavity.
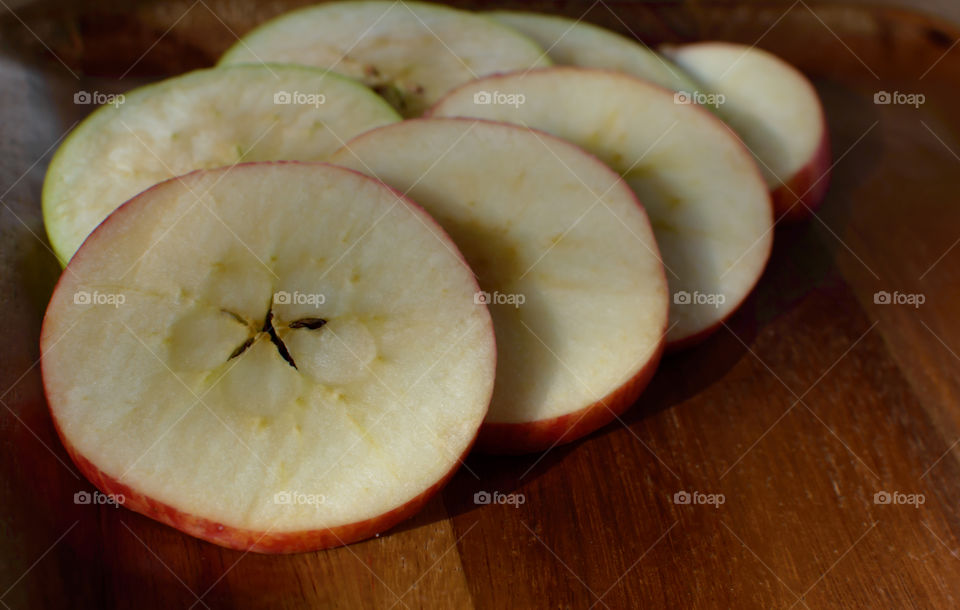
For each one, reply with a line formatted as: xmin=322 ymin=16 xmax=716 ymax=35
xmin=289 ymin=317 xmax=327 ymax=330
xmin=224 ymin=308 xmax=328 ymax=370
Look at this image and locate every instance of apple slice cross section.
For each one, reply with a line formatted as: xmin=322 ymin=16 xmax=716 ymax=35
xmin=429 ymin=67 xmax=774 ymax=349
xmin=219 ymin=0 xmax=551 ymax=117
xmin=41 ymin=162 xmax=496 ymax=552
xmin=42 ymin=64 xmax=401 ymax=263
xmin=331 ymin=118 xmax=669 ymax=453
xmin=484 ymin=13 xmax=830 ymax=221
xmin=488 ymin=11 xmax=698 ymax=92
xmin=661 ymin=42 xmax=832 ymax=221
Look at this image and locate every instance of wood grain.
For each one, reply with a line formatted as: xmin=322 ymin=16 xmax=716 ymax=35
xmin=2 ymin=1 xmax=960 ymax=608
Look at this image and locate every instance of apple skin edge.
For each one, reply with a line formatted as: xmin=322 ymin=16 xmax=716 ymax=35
xmin=476 ymin=338 xmax=664 ymax=455
xmin=40 ymin=161 xmax=498 ymax=553
xmin=427 ymin=69 xmax=777 ymax=355
xmin=771 ymin=129 xmax=832 ymax=223
xmin=663 ymin=223 xmax=774 ymax=354
xmin=660 ymin=41 xmax=832 ymax=224
xmin=52 ymin=417 xmax=475 ymax=553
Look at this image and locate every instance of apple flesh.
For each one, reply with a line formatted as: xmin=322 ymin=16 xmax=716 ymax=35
xmin=429 ymin=68 xmax=773 ymax=349
xmin=41 ymin=162 xmax=496 ymax=552
xmin=489 ymin=11 xmax=697 ymax=92
xmin=330 ymin=118 xmax=668 ymax=453
xmin=43 ymin=64 xmax=400 ymax=263
xmin=661 ymin=42 xmax=832 ymax=221
xmin=219 ymin=1 xmax=550 ymax=117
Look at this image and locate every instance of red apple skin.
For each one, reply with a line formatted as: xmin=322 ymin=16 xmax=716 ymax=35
xmin=661 ymin=41 xmax=831 ymax=223
xmin=41 ymin=161 xmax=497 ymax=553
xmin=664 ymin=321 xmax=725 ymax=354
xmin=476 ymin=338 xmax=664 ymax=454
xmin=336 ymin=114 xmax=671 ymax=455
xmin=52 ymin=418 xmax=474 ymax=553
xmin=428 ymin=69 xmax=775 ymax=353
xmin=664 ymin=233 xmax=772 ymax=354
xmin=771 ymin=129 xmax=831 ymax=222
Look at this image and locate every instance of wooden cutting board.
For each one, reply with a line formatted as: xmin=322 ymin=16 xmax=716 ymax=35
xmin=2 ymin=1 xmax=960 ymax=607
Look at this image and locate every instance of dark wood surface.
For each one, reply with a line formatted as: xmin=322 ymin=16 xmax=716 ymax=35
xmin=3 ymin=1 xmax=960 ymax=608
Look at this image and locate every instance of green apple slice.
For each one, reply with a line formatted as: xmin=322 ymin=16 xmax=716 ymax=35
xmin=489 ymin=10 xmax=696 ymax=92
xmin=429 ymin=68 xmax=773 ymax=349
xmin=41 ymin=162 xmax=496 ymax=552
xmin=331 ymin=119 xmax=668 ymax=453
xmin=219 ymin=1 xmax=550 ymax=117
xmin=42 ymin=64 xmax=400 ymax=263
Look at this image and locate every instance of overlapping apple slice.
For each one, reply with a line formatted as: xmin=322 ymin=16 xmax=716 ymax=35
xmin=489 ymin=11 xmax=697 ymax=92
xmin=42 ymin=64 xmax=400 ymax=263
xmin=661 ymin=42 xmax=831 ymax=220
xmin=330 ymin=118 xmax=668 ymax=453
xmin=429 ymin=68 xmax=773 ymax=349
xmin=219 ymin=0 xmax=550 ymax=117
xmin=486 ymin=13 xmax=830 ymax=220
xmin=41 ymin=162 xmax=496 ymax=552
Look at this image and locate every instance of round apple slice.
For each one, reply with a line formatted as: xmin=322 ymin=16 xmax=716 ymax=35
xmin=429 ymin=68 xmax=773 ymax=349
xmin=218 ymin=1 xmax=550 ymax=117
xmin=489 ymin=11 xmax=697 ymax=92
xmin=330 ymin=119 xmax=668 ymax=454
xmin=42 ymin=64 xmax=400 ymax=263
xmin=661 ymin=42 xmax=831 ymax=221
xmin=41 ymin=162 xmax=496 ymax=553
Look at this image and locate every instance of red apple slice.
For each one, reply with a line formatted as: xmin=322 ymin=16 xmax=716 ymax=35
xmin=489 ymin=11 xmax=698 ymax=92
xmin=42 ymin=64 xmax=400 ymax=263
xmin=661 ymin=42 xmax=831 ymax=221
xmin=330 ymin=118 xmax=668 ymax=453
xmin=41 ymin=162 xmax=496 ymax=552
xmin=219 ymin=1 xmax=550 ymax=117
xmin=429 ymin=68 xmax=773 ymax=349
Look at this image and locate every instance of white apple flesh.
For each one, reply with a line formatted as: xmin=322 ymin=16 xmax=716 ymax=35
xmin=43 ymin=65 xmax=401 ymax=263
xmin=489 ymin=11 xmax=697 ymax=92
xmin=219 ymin=0 xmax=550 ymax=117
xmin=41 ymin=162 xmax=496 ymax=552
xmin=429 ymin=67 xmax=774 ymax=349
xmin=330 ymin=118 xmax=668 ymax=453
xmin=661 ymin=42 xmax=831 ymax=221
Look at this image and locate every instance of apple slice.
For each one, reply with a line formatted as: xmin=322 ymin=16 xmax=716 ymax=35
xmin=488 ymin=11 xmax=697 ymax=92
xmin=661 ymin=42 xmax=831 ymax=221
xmin=41 ymin=162 xmax=496 ymax=552
xmin=42 ymin=64 xmax=400 ymax=263
xmin=218 ymin=1 xmax=550 ymax=117
xmin=429 ymin=68 xmax=773 ymax=349
xmin=330 ymin=118 xmax=668 ymax=453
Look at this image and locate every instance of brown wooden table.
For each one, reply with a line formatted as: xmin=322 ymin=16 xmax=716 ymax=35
xmin=2 ymin=1 xmax=960 ymax=607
